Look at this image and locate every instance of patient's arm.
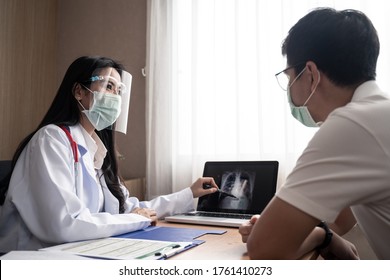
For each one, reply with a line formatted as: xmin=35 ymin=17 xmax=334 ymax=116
xmin=245 ymin=197 xmax=358 ymax=259
xmin=329 ymin=207 xmax=356 ymax=235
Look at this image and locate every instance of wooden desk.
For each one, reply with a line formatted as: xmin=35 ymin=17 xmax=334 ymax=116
xmin=159 ymin=221 xmax=318 ymax=260
xmin=160 ymin=221 xmax=247 ymax=260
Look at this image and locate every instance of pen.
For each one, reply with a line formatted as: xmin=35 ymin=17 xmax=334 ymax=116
xmin=154 ymin=244 xmax=181 ymax=258
xmin=203 ymin=184 xmax=238 ymax=199
xmin=162 ymin=249 xmax=180 ymax=259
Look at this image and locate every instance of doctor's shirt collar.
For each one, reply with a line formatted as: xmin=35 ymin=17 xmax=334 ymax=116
xmin=78 ymin=124 xmax=107 ymax=169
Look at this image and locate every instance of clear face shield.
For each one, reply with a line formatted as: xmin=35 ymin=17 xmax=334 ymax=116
xmin=86 ymin=67 xmax=132 ymax=134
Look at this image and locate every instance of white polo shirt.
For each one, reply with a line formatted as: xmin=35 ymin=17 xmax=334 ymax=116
xmin=277 ymin=81 xmax=390 ymax=259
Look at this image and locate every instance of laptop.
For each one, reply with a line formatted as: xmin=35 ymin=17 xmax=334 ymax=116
xmin=165 ymin=161 xmax=278 ymax=227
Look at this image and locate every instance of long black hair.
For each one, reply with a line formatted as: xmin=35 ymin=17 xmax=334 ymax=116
xmin=0 ymin=56 xmax=126 ymax=212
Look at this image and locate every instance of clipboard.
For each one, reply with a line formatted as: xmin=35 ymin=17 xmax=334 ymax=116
xmin=40 ymin=238 xmax=192 ymax=260
xmin=115 ymin=226 xmax=226 ymax=255
xmin=116 ymin=226 xmax=226 ymax=243
xmin=40 ymin=226 xmax=226 ymax=260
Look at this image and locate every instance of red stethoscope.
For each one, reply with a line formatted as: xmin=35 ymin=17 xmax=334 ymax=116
xmin=59 ymin=125 xmax=79 ymax=188
xmin=59 ymin=125 xmax=79 ymax=163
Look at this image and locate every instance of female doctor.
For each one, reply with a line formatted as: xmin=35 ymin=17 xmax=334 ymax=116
xmin=0 ymin=56 xmax=218 ymax=252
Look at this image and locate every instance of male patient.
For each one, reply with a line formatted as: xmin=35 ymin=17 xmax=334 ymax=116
xmin=239 ymin=8 xmax=390 ymax=260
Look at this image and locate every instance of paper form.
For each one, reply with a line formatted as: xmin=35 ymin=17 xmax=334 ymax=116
xmin=40 ymin=238 xmax=192 ymax=260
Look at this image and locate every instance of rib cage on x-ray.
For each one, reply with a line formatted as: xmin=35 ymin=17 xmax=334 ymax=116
xmin=219 ymin=170 xmax=255 ymax=210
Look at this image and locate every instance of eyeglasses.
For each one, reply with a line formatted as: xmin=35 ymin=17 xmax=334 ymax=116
xmin=275 ymin=63 xmax=305 ymax=91
xmin=86 ymin=75 xmax=127 ymax=95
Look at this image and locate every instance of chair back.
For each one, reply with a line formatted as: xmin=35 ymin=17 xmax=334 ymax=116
xmin=0 ymin=160 xmax=12 ymax=181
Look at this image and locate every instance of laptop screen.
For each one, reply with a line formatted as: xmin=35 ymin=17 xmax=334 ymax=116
xmin=197 ymin=161 xmax=278 ymax=214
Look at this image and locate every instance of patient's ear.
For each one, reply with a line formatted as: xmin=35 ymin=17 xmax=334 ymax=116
xmin=306 ymin=61 xmax=320 ymax=91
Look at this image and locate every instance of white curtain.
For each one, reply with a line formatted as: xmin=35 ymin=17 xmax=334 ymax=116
xmin=146 ymin=0 xmax=390 ymax=198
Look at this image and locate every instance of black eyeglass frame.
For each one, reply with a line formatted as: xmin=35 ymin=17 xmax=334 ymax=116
xmin=275 ymin=62 xmax=306 ymax=91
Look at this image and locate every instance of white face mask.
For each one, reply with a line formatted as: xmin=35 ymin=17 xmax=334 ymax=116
xmin=78 ymin=88 xmax=122 ymax=131
xmin=287 ymin=68 xmax=321 ymax=127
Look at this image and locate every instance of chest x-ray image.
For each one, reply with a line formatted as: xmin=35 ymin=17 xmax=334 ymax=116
xmin=219 ymin=170 xmax=255 ymax=210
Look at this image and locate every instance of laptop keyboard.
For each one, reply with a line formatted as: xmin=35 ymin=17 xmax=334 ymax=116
xmin=184 ymin=211 xmax=252 ymax=220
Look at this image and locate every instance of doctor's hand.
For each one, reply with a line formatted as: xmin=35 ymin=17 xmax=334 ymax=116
xmin=239 ymin=215 xmax=260 ymax=243
xmin=132 ymin=207 xmax=158 ymax=226
xmin=190 ymin=177 xmax=218 ymax=198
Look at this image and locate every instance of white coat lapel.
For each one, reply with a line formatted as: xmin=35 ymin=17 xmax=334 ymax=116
xmin=101 ymin=181 xmax=120 ymax=214
xmin=69 ymin=125 xmax=101 ymax=213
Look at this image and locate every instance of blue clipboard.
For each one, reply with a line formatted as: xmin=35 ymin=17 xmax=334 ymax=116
xmin=115 ymin=226 xmax=226 ymax=258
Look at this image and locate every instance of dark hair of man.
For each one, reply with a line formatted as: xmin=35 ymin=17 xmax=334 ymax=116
xmin=281 ymin=8 xmax=380 ymax=87
xmin=0 ymin=56 xmax=126 ymax=213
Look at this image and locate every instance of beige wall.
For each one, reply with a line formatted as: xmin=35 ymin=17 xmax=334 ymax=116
xmin=0 ymin=0 xmax=58 ymax=160
xmin=1 ymin=0 xmax=147 ymax=179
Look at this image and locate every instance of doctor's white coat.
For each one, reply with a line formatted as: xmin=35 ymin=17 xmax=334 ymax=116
xmin=0 ymin=124 xmax=194 ymax=251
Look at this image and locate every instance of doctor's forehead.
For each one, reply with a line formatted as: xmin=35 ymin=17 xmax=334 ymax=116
xmin=95 ymin=67 xmax=121 ymax=80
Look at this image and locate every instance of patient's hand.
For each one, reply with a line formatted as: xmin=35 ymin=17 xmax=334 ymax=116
xmin=132 ymin=207 xmax=158 ymax=226
xmin=190 ymin=177 xmax=218 ymax=198
xmin=239 ymin=215 xmax=260 ymax=243
xmin=318 ymin=232 xmax=359 ymax=259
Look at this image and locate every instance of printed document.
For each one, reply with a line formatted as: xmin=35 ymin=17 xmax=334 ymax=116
xmin=41 ymin=238 xmax=192 ymax=260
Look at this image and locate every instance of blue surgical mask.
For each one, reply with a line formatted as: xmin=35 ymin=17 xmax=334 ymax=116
xmin=287 ymin=68 xmax=321 ymax=127
xmin=78 ymin=88 xmax=122 ymax=131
